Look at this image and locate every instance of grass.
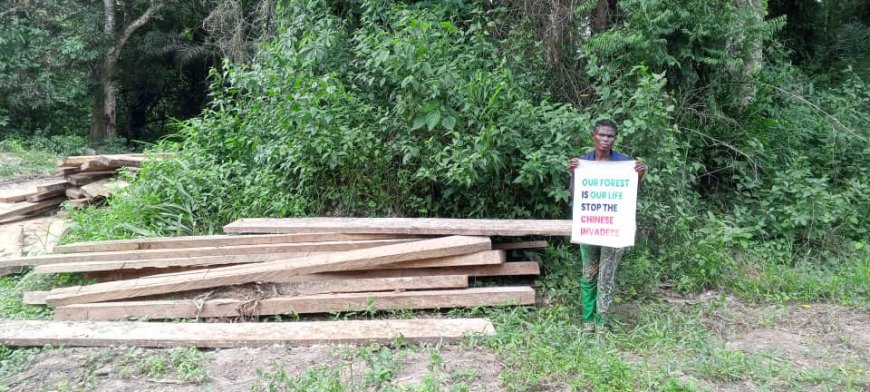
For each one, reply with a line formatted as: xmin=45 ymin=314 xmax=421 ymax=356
xmin=0 ymin=140 xmax=60 ymax=181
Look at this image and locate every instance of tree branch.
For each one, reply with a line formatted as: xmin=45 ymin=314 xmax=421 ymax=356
xmin=108 ymin=2 xmax=164 ymax=63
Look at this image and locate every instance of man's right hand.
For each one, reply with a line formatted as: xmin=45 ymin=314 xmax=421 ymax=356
xmin=568 ymin=158 xmax=580 ymax=171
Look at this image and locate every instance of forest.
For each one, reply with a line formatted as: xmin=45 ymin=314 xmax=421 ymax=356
xmin=0 ymin=0 xmax=868 ymax=390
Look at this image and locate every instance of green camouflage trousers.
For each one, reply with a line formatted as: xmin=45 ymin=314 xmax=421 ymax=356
xmin=580 ymin=245 xmax=624 ymax=325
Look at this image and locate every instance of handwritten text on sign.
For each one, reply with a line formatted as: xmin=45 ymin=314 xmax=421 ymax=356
xmin=571 ymin=160 xmax=639 ymax=248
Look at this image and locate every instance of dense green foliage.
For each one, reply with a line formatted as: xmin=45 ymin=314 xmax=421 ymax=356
xmin=62 ymin=0 xmax=869 ymax=298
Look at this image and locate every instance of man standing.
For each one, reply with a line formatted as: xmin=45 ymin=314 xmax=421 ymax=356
xmin=568 ymin=120 xmax=647 ymax=334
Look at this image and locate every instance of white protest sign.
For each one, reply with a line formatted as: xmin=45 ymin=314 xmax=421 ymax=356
xmin=571 ymin=160 xmax=639 ymax=248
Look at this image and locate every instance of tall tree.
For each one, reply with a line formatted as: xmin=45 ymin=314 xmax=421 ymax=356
xmin=89 ymin=1 xmax=165 ymax=142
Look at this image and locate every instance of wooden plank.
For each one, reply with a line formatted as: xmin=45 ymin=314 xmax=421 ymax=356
xmin=80 ymin=179 xmax=114 ymax=198
xmin=25 ymin=189 xmax=65 ymax=202
xmin=81 ymin=261 xmax=540 ymax=283
xmin=65 ymin=187 xmax=86 ymax=200
xmin=224 ymin=217 xmax=572 ymax=236
xmin=493 ymin=240 xmax=549 ymax=250
xmin=57 ymin=166 xmax=80 ymax=176
xmin=34 ymin=249 xmax=503 ymax=274
xmin=59 ymin=154 xmax=146 ymax=167
xmin=36 ymin=181 xmax=70 ymax=193
xmin=54 ymin=233 xmax=410 ymax=254
xmin=36 ymin=249 xmax=501 ymax=274
xmin=45 ymin=236 xmax=491 ymax=306
xmin=0 ymin=188 xmax=37 ymax=203
xmin=0 ymin=318 xmax=495 ymax=347
xmin=1 ymin=238 xmax=412 ymax=268
xmin=272 ymin=275 xmax=468 ymax=295
xmin=0 ymin=197 xmax=65 ymax=222
xmin=23 ymin=291 xmax=48 ymax=305
xmin=96 ymin=155 xmax=147 ymax=168
xmin=79 ymin=160 xmax=113 ymax=172
xmin=54 ymin=286 xmax=532 ymax=321
xmin=66 ymin=171 xmax=115 ymax=186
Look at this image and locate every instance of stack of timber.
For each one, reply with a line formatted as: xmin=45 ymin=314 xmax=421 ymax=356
xmin=0 ymin=218 xmax=567 ymax=347
xmin=0 ymin=153 xmax=166 ymax=222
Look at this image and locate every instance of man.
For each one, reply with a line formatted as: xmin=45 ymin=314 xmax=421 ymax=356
xmin=568 ymin=119 xmax=647 ymax=334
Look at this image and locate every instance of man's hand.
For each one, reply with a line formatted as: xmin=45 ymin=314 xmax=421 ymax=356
xmin=568 ymin=158 xmax=581 ymax=171
xmin=635 ymin=160 xmax=647 ymax=177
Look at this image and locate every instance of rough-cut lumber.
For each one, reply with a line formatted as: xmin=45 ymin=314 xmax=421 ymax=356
xmin=55 ymin=233 xmax=409 ymax=253
xmin=78 ymin=160 xmax=113 ymax=172
xmin=23 ymin=291 xmax=48 ymax=305
xmin=80 ymin=179 xmax=117 ymax=198
xmin=1 ymin=239 xmax=411 ymax=269
xmin=54 ymin=286 xmax=532 ymax=321
xmin=25 ymin=189 xmax=65 ymax=202
xmin=34 ymin=253 xmax=318 ymax=273
xmin=82 ymin=261 xmax=541 ymax=283
xmin=0 ymin=318 xmax=495 ymax=347
xmin=59 ymin=154 xmax=147 ymax=167
xmin=0 ymin=266 xmax=23 ymax=276
xmin=66 ymin=171 xmax=115 ymax=186
xmin=96 ymin=155 xmax=147 ymax=168
xmin=65 ymin=187 xmax=86 ymax=200
xmin=0 ymin=188 xmax=37 ymax=203
xmin=34 ymin=249 xmax=502 ymax=274
xmin=224 ymin=217 xmax=572 ymax=236
xmin=0 ymin=197 xmax=65 ymax=222
xmin=272 ymin=275 xmax=468 ymax=295
xmin=36 ymin=181 xmax=70 ymax=193
xmin=493 ymin=240 xmax=549 ymax=250
xmin=45 ymin=236 xmax=491 ymax=306
xmin=57 ymin=166 xmax=80 ymax=176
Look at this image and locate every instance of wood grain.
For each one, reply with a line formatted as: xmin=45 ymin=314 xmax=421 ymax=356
xmin=224 ymin=217 xmax=571 ymax=236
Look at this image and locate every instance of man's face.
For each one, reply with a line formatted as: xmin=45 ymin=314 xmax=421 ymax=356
xmin=592 ymin=126 xmax=617 ymax=151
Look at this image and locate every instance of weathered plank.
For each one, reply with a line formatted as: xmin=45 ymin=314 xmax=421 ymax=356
xmin=96 ymin=155 xmax=147 ymax=168
xmin=1 ymin=239 xmax=412 ymax=268
xmin=65 ymin=187 xmax=86 ymax=200
xmin=0 ymin=318 xmax=495 ymax=347
xmin=78 ymin=160 xmax=113 ymax=172
xmin=57 ymin=166 xmax=80 ymax=176
xmin=36 ymin=181 xmax=70 ymax=193
xmin=66 ymin=171 xmax=115 ymax=186
xmin=25 ymin=189 xmax=65 ymax=202
xmin=54 ymin=286 xmax=532 ymax=321
xmin=45 ymin=236 xmax=491 ymax=306
xmin=34 ymin=249 xmax=502 ymax=274
xmin=0 ymin=197 xmax=65 ymax=222
xmin=493 ymin=240 xmax=549 ymax=250
xmin=224 ymin=217 xmax=572 ymax=236
xmin=22 ymin=291 xmax=48 ymax=305
xmin=0 ymin=188 xmax=37 ymax=203
xmin=59 ymin=154 xmax=147 ymax=167
xmin=81 ymin=261 xmax=540 ymax=283
xmin=55 ymin=233 xmax=411 ymax=253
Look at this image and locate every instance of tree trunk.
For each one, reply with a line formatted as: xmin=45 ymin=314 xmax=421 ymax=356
xmin=89 ymin=0 xmax=163 ymax=143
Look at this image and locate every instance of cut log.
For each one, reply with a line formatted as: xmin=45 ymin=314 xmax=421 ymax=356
xmin=1 ymin=238 xmax=411 ymax=268
xmin=54 ymin=286 xmax=532 ymax=321
xmin=66 ymin=172 xmax=115 ymax=186
xmin=45 ymin=236 xmax=491 ymax=306
xmin=34 ymin=249 xmax=502 ymax=274
xmin=224 ymin=217 xmax=572 ymax=236
xmin=26 ymin=189 xmax=65 ymax=202
xmin=54 ymin=233 xmax=410 ymax=254
xmin=0 ymin=318 xmax=495 ymax=347
xmin=493 ymin=240 xmax=549 ymax=250
xmin=0 ymin=188 xmax=38 ymax=203
xmin=0 ymin=197 xmax=65 ymax=222
xmin=36 ymin=181 xmax=70 ymax=193
xmin=23 ymin=291 xmax=49 ymax=305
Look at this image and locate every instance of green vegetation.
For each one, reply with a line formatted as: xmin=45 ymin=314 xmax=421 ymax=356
xmin=136 ymin=347 xmax=210 ymax=383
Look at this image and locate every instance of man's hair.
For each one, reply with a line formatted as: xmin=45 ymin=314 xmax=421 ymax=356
xmin=593 ymin=119 xmax=618 ymax=134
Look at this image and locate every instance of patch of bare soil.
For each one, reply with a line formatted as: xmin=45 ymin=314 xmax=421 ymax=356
xmin=2 ymin=344 xmax=505 ymax=391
